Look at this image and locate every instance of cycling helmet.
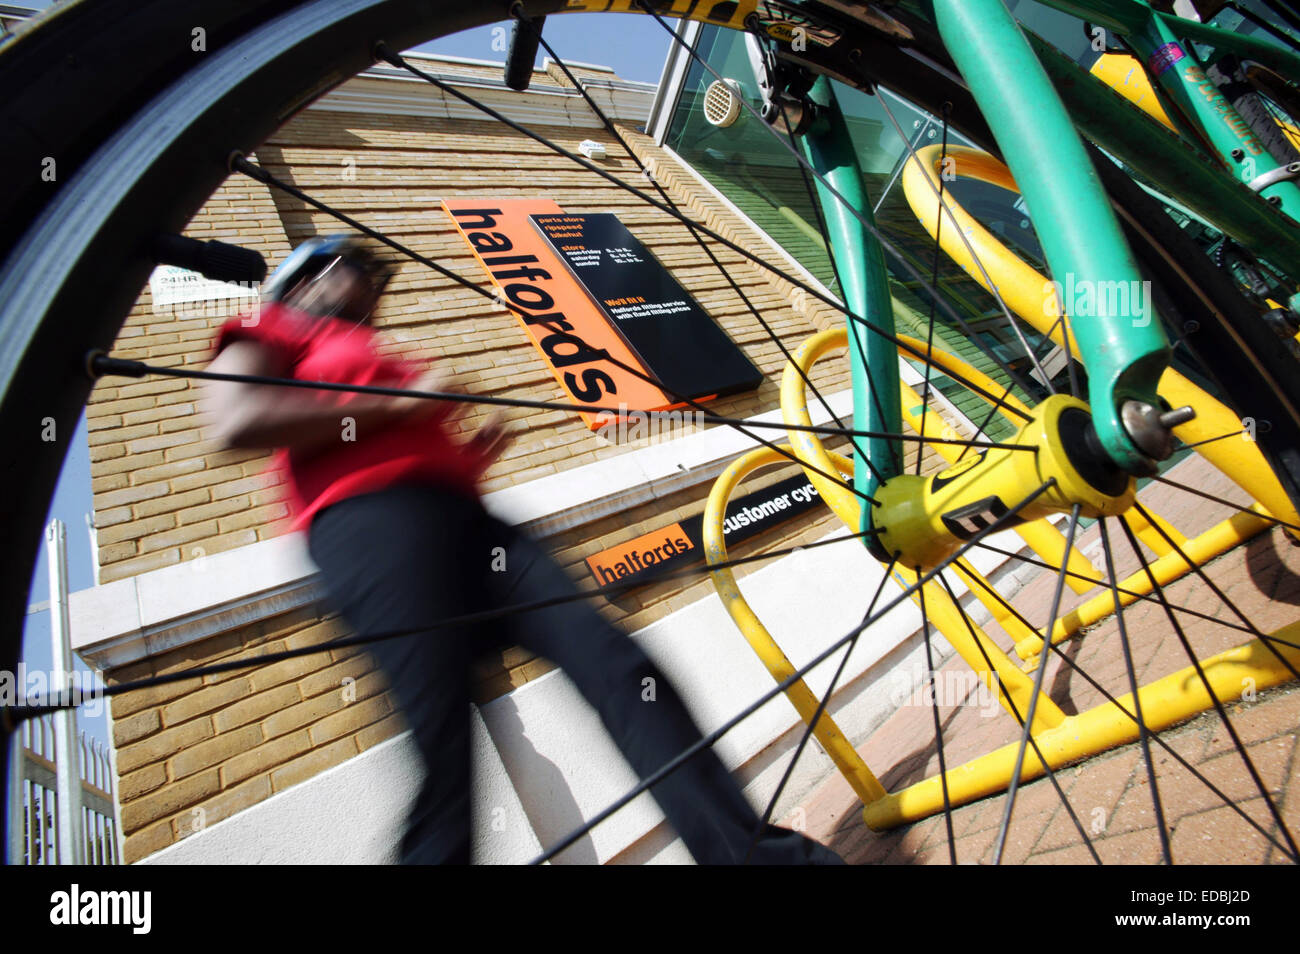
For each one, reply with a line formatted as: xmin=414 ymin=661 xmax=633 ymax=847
xmin=262 ymin=234 xmax=395 ymax=322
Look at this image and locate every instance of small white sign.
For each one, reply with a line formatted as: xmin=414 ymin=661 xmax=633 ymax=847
xmin=148 ymin=265 xmax=259 ymax=311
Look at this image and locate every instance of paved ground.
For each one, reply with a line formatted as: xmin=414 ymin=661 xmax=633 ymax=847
xmin=789 ymin=454 xmax=1300 ymax=864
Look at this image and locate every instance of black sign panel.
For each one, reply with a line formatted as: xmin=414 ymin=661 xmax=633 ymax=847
xmin=585 ymin=468 xmax=849 ymax=591
xmin=531 ymin=212 xmax=763 ymax=400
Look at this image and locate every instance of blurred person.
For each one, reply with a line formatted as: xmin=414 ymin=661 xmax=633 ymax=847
xmin=203 ymin=234 xmax=841 ymax=865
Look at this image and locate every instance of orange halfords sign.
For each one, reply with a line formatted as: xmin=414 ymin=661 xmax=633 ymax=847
xmin=586 ymin=524 xmax=695 ymax=586
xmin=442 ymin=198 xmax=676 ymax=428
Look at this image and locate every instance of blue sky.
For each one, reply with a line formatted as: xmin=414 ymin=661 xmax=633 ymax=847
xmin=417 ymin=13 xmax=676 ymax=85
xmin=18 ymin=4 xmax=676 ymax=750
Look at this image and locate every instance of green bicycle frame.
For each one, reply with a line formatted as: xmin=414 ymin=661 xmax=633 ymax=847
xmin=796 ymin=0 xmax=1174 ymax=511
xmin=771 ymin=0 xmax=1300 ymax=506
xmin=1089 ymin=0 xmax=1300 ymax=219
xmin=933 ymin=0 xmax=1170 ymax=475
xmin=798 ymin=76 xmax=901 ymax=507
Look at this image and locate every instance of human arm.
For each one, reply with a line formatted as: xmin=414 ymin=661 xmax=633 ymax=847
xmin=203 ymin=339 xmax=446 ymax=456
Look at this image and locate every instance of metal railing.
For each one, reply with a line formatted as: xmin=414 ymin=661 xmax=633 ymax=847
xmin=12 ymin=714 xmax=118 ymax=864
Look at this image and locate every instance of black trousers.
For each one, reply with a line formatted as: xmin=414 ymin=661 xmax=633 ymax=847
xmin=307 ymin=483 xmax=841 ymax=864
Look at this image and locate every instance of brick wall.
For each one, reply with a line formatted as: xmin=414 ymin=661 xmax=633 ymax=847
xmin=88 ymin=60 xmax=899 ymax=862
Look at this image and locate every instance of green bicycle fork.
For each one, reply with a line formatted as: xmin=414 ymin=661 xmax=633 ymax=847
xmin=797 ymin=75 xmax=902 ymax=521
xmin=932 ymin=0 xmax=1171 ymax=475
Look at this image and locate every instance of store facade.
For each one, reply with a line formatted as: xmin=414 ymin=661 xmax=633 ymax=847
xmin=72 ymin=40 xmax=1042 ymax=865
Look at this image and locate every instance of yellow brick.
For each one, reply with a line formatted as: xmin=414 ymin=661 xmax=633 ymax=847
xmin=179 ymin=775 xmax=273 ymax=837
xmin=126 ymin=430 xmax=195 ymax=454
xmin=94 ymin=505 xmax=133 ymax=528
xmin=307 ymin=694 xmax=392 ymax=747
xmin=94 ymin=454 xmax=167 ymax=483
xmin=87 ymin=413 xmax=123 ymax=432
xmin=122 ymin=404 xmax=193 ymax=426
xmin=92 ymin=473 xmax=129 ymax=494
xmin=168 ymin=723 xmax=263 ymax=780
xmin=212 ymin=683 xmax=302 ymax=733
xmin=129 ymin=456 xmax=206 ymax=485
xmin=120 ymin=768 xmax=220 ymax=833
xmin=98 ymin=540 xmax=137 ymax=564
xmin=135 ymin=487 xmax=209 ymax=518
xmin=185 ymin=528 xmax=259 ymax=558
xmin=153 ymin=386 xmax=201 ymax=408
xmin=138 ymin=519 xmax=219 ymax=555
xmin=284 ymin=617 xmax=352 ymax=654
xmin=97 ymin=395 xmax=157 ymax=417
xmin=112 ymin=707 xmax=161 ymax=747
xmin=119 ymin=763 xmax=168 ymax=802
xmin=216 ymin=502 xmax=289 ymax=533
xmin=269 ymin=737 xmax=357 ymax=793
xmin=296 ymin=655 xmax=378 ymax=699
xmin=161 ymin=411 xmax=212 ymax=434
xmin=355 ymin=711 xmax=407 ymax=751
xmin=246 ymin=652 xmax=332 ymax=693
xmin=99 ymin=547 xmax=182 ymax=581
xmin=122 ymin=818 xmax=175 ymax=864
xmin=113 ymin=377 xmax=188 ymax=400
xmin=168 ymin=463 xmax=246 ymax=493
xmin=219 ymin=728 xmax=312 ymax=787
xmin=96 ymin=481 xmax=169 ymax=509
xmin=88 ymin=422 xmax=156 ymax=446
xmin=177 ymin=496 xmax=249 ymax=525
xmin=260 ymin=688 xmax=349 ymax=740
xmin=164 ymin=439 xmax=223 ymax=462
xmin=211 ymin=473 xmax=277 ymax=501
xmin=159 ymin=676 xmax=251 ymax=727
xmin=89 ymin=443 xmax=126 ymax=463
xmin=110 ymin=676 xmax=201 ymax=719
xmin=117 ymin=718 xmax=215 ymax=775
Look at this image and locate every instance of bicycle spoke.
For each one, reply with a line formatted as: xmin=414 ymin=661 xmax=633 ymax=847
xmin=6 ymin=526 xmax=882 ymax=724
xmin=1177 ymin=430 xmax=1246 ymax=450
xmin=1131 ymin=501 xmax=1300 ymax=683
xmin=514 ymin=10 xmax=886 ymax=488
xmin=1150 ymin=474 xmax=1300 ymax=533
xmin=956 ymin=566 xmax=1297 ymax=859
xmin=528 ymin=480 xmax=1059 ymax=863
xmin=917 ymin=102 xmax=952 ymax=474
xmin=1098 ymin=518 xmax=1173 ymax=864
xmin=1116 ymin=514 xmax=1300 ymax=860
xmin=992 ymin=504 xmax=1081 ymax=864
xmin=741 ymin=554 xmax=899 ymax=863
xmin=773 ymin=75 xmax=906 ymax=479
xmin=934 ymin=570 xmax=1101 ymax=864
xmin=502 ymin=22 xmax=1038 ymax=423
xmin=249 ymin=60 xmax=1040 ymax=427
xmin=873 ymin=91 xmax=1058 ymax=402
xmin=914 ymin=572 xmax=958 ymax=863
xmin=967 ymin=540 xmax=1262 ymax=641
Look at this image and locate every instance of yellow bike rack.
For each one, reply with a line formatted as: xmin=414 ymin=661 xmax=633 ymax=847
xmin=702 ymin=164 xmax=1300 ymax=831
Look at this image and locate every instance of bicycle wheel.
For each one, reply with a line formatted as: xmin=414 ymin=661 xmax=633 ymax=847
xmin=2 ymin=0 xmax=1297 ymax=867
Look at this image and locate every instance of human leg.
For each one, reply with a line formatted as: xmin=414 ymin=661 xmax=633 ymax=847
xmin=481 ymin=515 xmax=842 ymax=864
xmin=307 ymin=484 xmax=490 ymax=864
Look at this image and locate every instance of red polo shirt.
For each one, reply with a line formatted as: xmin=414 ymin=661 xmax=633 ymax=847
xmin=214 ymin=303 xmax=490 ymax=531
